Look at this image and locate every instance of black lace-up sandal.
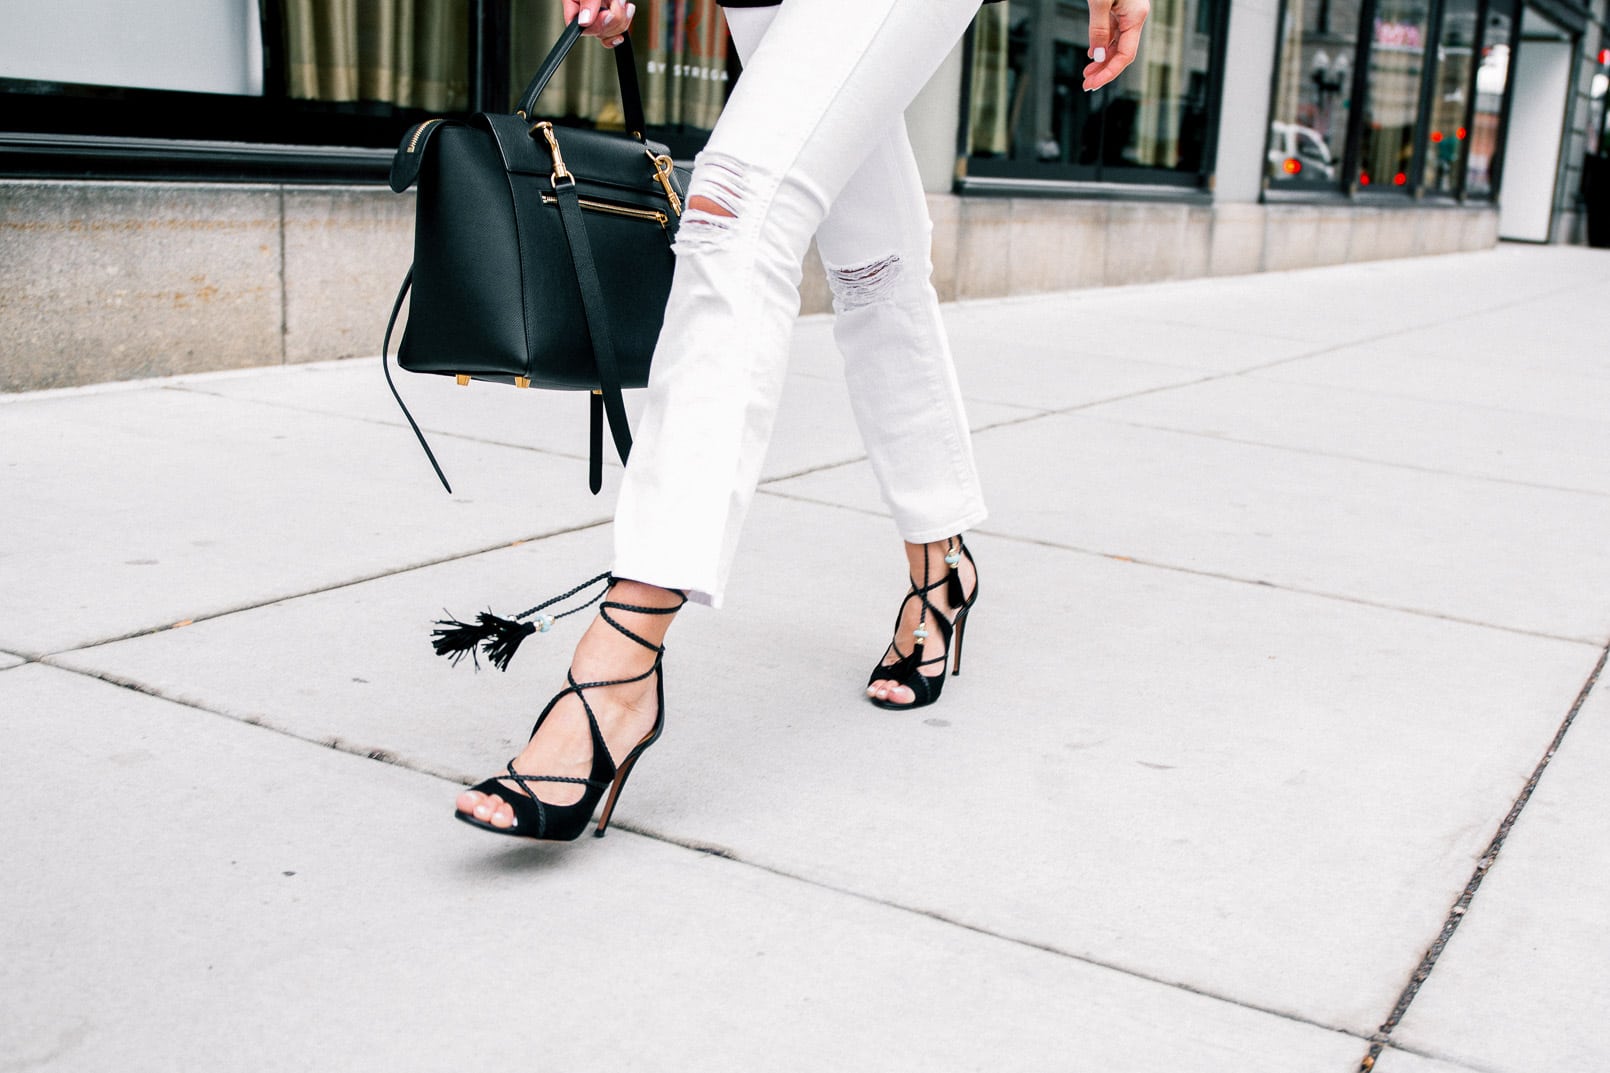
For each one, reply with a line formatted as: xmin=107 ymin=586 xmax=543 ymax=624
xmin=867 ymin=537 xmax=979 ymax=711
xmin=442 ymin=577 xmax=685 ymax=841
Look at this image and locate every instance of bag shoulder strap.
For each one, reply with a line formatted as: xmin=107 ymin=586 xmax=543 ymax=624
xmin=551 ymin=178 xmax=634 ymax=472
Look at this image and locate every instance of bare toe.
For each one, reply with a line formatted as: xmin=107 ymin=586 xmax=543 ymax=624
xmin=456 ymin=789 xmax=486 ymax=815
xmin=474 ymin=792 xmax=503 ymax=822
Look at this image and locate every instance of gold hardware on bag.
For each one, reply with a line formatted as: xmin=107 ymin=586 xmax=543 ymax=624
xmin=539 ymin=193 xmax=667 ymax=228
xmin=531 ymin=121 xmax=573 ymax=186
xmin=455 ymin=374 xmax=471 ymax=387
xmin=515 ymin=376 xmax=531 ymax=389
xmin=648 ymin=152 xmax=682 ymax=216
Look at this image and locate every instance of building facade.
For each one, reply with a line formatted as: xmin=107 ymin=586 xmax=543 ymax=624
xmin=2 ymin=0 xmax=1606 ymax=390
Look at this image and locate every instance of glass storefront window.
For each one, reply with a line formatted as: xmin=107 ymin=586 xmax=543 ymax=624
xmin=1359 ymin=0 xmax=1432 ymax=189
xmin=1422 ymin=0 xmax=1478 ymax=193
xmin=1464 ymin=0 xmax=1515 ymax=195
xmin=962 ymin=0 xmax=1222 ymax=186
xmin=1268 ymin=0 xmax=1360 ymax=184
xmin=1266 ymin=0 xmax=1520 ymax=200
xmin=0 ymin=0 xmax=737 ymax=178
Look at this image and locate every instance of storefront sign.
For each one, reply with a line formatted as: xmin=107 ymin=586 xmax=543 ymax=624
xmin=1374 ymin=19 xmax=1425 ymax=49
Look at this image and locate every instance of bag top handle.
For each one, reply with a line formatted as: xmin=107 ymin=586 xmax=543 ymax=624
xmin=513 ymin=16 xmax=648 ymax=138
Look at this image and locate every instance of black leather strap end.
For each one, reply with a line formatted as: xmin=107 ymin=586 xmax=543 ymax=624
xmin=589 ymin=392 xmax=604 ymax=495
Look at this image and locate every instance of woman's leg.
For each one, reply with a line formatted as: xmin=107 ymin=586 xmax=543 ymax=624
xmin=722 ymin=7 xmax=987 ymax=706
xmin=722 ymin=6 xmax=988 ymax=544
xmin=461 ymin=0 xmax=985 ymax=828
xmin=613 ymin=0 xmax=988 ymax=608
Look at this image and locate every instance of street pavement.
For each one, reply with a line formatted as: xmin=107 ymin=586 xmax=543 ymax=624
xmin=2 ymin=243 xmax=1607 ymax=1072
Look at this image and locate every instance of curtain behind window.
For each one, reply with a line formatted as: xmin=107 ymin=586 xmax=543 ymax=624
xmin=283 ymin=0 xmax=470 ymax=112
xmin=968 ymin=2 xmax=1012 ymax=155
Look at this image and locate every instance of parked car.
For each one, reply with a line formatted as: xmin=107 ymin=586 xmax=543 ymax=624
xmin=1268 ymin=122 xmax=1337 ymax=181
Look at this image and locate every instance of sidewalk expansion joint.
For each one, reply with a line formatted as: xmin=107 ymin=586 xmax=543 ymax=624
xmin=755 ymin=489 xmax=1603 ymax=649
xmin=623 ymin=823 xmax=1377 ymax=1047
xmin=1356 ymin=641 xmax=1609 ymax=1072
xmin=163 ymin=383 xmax=599 ymax=464
xmin=41 ymin=519 xmax=610 ymax=658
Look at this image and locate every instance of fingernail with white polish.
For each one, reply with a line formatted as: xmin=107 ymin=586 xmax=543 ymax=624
xmin=1092 ymin=47 xmax=1107 ymax=62
xmin=579 ymin=8 xmax=593 ymax=25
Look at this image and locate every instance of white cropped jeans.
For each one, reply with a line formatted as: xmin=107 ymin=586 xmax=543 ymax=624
xmin=612 ymin=0 xmax=989 ymax=606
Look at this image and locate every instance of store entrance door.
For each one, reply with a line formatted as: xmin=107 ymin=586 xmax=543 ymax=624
xmin=1499 ymin=7 xmax=1574 ymax=241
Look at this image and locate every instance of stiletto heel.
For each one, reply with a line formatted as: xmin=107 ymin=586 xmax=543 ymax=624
xmin=867 ymin=537 xmax=978 ymax=710
xmin=950 ymin=605 xmax=970 ymax=677
xmin=594 ymin=726 xmax=656 ymax=837
xmin=453 ymin=579 xmax=684 ymax=842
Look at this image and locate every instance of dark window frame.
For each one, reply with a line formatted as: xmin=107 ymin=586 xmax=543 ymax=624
xmin=953 ymin=0 xmax=1233 ymax=198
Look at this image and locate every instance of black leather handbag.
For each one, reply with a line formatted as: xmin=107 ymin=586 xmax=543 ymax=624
xmin=382 ymin=19 xmax=690 ymax=495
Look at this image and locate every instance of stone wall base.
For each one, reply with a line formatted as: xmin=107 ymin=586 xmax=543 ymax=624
xmin=1 ymin=180 xmax=1500 ymax=393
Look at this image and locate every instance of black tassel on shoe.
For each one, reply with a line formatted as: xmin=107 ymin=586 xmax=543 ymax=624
xmin=431 ymin=612 xmax=502 ymax=668
xmin=482 ymin=615 xmax=538 ymax=671
xmin=430 ymin=572 xmax=614 ymax=672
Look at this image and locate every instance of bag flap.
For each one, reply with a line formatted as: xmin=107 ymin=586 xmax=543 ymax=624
xmin=480 ymin=113 xmax=674 ymax=201
xmin=389 ymin=118 xmax=457 ymax=193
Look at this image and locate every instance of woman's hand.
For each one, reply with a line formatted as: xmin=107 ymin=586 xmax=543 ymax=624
xmin=562 ymin=0 xmax=635 ymax=48
xmin=1082 ymin=0 xmax=1149 ymax=91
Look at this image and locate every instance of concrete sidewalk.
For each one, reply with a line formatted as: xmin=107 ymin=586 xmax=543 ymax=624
xmin=2 ymin=244 xmax=1607 ymax=1072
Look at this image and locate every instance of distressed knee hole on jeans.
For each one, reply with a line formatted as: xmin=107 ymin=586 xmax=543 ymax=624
xmin=674 ymin=153 xmax=749 ymax=253
xmin=827 ymin=254 xmax=903 ymax=310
